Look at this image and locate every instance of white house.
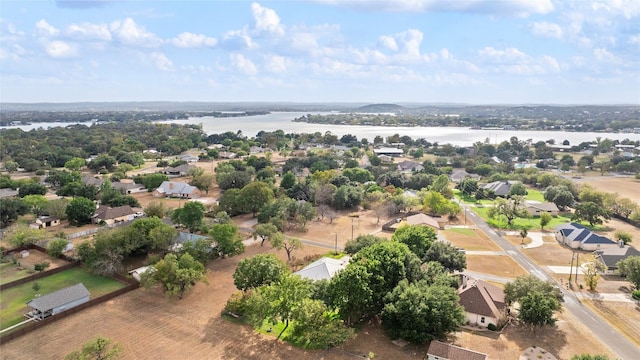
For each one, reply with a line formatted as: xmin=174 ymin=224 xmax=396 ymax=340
xmin=458 ymin=275 xmax=506 ymax=329
xmin=555 ymin=222 xmax=617 ymax=251
xmin=294 ymin=256 xmax=350 ymax=282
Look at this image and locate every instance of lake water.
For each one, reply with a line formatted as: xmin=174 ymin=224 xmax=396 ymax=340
xmin=3 ymin=112 xmax=638 ymax=147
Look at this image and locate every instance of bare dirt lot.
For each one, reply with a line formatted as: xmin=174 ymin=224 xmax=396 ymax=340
xmin=578 ymin=176 xmax=640 ymax=204
xmin=465 ymin=254 xmax=528 ymax=279
xmin=442 ymin=228 xmax=503 ymax=251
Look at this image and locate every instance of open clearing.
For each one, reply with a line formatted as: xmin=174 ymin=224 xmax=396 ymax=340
xmin=578 ymin=176 xmax=640 ymax=204
xmin=442 ymin=228 xmax=502 ymax=251
xmin=465 ymin=254 xmax=528 ymax=279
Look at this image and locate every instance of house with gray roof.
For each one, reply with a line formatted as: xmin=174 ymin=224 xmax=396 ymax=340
xmin=449 ymin=169 xmax=480 ymax=182
xmin=525 ymin=201 xmax=559 ymax=216
xmin=153 ymin=181 xmax=201 ymax=199
xmin=159 ymin=164 xmax=194 ymax=177
xmin=92 ymin=205 xmax=136 ymax=225
xmin=481 ymin=180 xmax=520 ymax=197
xmin=30 ymin=215 xmax=61 ymax=230
xmin=26 ymin=283 xmax=90 ymax=320
xmin=397 ymin=160 xmax=424 ymax=173
xmin=81 ymin=176 xmax=105 ymax=187
xmin=594 ymin=243 xmax=640 ymax=275
xmin=112 ymin=181 xmax=146 ymax=194
xmin=555 ymin=222 xmax=617 ymax=251
xmin=294 ymin=256 xmax=350 ymax=282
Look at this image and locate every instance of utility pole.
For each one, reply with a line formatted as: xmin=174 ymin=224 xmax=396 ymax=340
xmin=334 ymin=233 xmax=338 ymax=255
xmin=575 ymin=252 xmax=580 ymax=285
xmin=569 ymin=251 xmax=574 ymax=285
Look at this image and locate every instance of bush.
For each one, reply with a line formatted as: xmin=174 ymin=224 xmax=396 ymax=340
xmin=632 ymin=290 xmax=640 ymax=301
xmin=47 ymin=238 xmax=69 ymax=257
xmin=223 ymin=291 xmax=250 ymax=317
xmin=34 ymin=261 xmax=50 ymax=272
xmin=487 ymin=323 xmax=497 ymax=331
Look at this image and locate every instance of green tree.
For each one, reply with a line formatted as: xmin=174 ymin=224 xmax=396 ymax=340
xmin=504 ymin=275 xmax=563 ymax=306
xmin=423 ymin=242 xmax=466 ymax=272
xmin=539 ymin=212 xmax=552 ymax=230
xmin=171 ymin=201 xmax=206 ymax=233
xmin=271 ymin=234 xmax=302 ymax=261
xmin=190 ymin=173 xmax=216 ymax=195
xmin=518 ymin=290 xmax=559 ymax=328
xmin=572 ymin=201 xmax=611 ymax=227
xmin=239 ymin=181 xmax=274 ymax=217
xmin=4 ymin=223 xmax=46 ymax=247
xmin=583 ymin=255 xmax=605 ymax=291
xmin=210 ymin=223 xmax=245 ymax=257
xmin=617 ymin=256 xmax=640 ymax=288
xmin=508 ymin=182 xmax=528 ymax=197
xmin=280 ymin=171 xmax=296 ymax=190
xmin=382 ymin=280 xmax=465 ymax=343
xmin=142 ymin=253 xmax=208 ymax=299
xmin=344 ymin=234 xmax=385 ymax=255
xmin=88 ymin=154 xmax=117 ymax=173
xmin=328 ymin=263 xmax=374 ymax=326
xmin=22 ymin=194 xmax=49 ymax=215
xmin=0 ymin=197 xmax=30 ymax=227
xmin=66 ymin=197 xmax=96 ymax=226
xmin=257 ymin=274 xmax=312 ymax=340
xmin=289 ymin=299 xmax=354 ymax=349
xmin=144 ymin=201 xmax=166 ymax=218
xmin=614 ymin=230 xmax=632 ymax=245
xmin=488 ymin=196 xmax=527 ymax=228
xmin=65 ymin=336 xmax=122 ymax=360
xmin=64 ymin=157 xmax=86 ymax=171
xmin=18 ymin=182 xmax=47 ymax=198
xmin=134 ymin=173 xmax=169 ymax=190
xmin=233 ymin=254 xmax=289 ymax=291
xmin=179 ymin=238 xmax=216 ymax=265
xmin=391 ymin=224 xmax=437 ymax=259
xmin=47 ymin=238 xmax=69 ymax=257
xmin=252 ymin=223 xmax=279 ymax=246
xmin=342 ymin=168 xmax=374 ymax=183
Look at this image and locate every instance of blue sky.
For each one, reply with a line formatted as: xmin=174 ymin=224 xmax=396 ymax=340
xmin=1 ymin=0 xmax=639 ymax=104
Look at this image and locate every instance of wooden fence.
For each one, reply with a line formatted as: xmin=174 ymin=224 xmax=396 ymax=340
xmin=0 ymin=281 xmax=139 ymax=343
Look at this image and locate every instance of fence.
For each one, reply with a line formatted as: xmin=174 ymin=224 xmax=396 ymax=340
xmin=1 ymin=245 xmax=80 ymax=291
xmin=66 ymin=220 xmax=131 ymax=240
xmin=0 ymin=281 xmax=139 ymax=343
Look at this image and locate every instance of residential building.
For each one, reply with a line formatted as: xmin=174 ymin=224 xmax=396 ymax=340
xmin=153 ymin=181 xmax=201 ymax=199
xmin=294 ymin=256 xmax=350 ymax=281
xmin=159 ymin=164 xmax=194 ymax=177
xmin=92 ymin=205 xmax=137 ymax=225
xmin=525 ymin=201 xmax=559 ymax=216
xmin=481 ymin=180 xmax=519 ymax=197
xmin=594 ymin=242 xmax=640 ymax=275
xmin=554 ymin=222 xmax=618 ymax=251
xmin=26 ymin=283 xmax=90 ymax=320
xmin=397 ymin=160 xmax=424 ymax=173
xmin=458 ymin=274 xmax=506 ymax=329
xmin=112 ymin=181 xmax=146 ymax=194
xmin=30 ymin=216 xmax=61 ymax=229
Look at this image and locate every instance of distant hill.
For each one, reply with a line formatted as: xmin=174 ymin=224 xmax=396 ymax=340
xmin=356 ymin=103 xmax=404 ymax=113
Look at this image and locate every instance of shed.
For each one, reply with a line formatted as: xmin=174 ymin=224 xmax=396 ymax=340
xmin=26 ymin=283 xmax=90 ymax=320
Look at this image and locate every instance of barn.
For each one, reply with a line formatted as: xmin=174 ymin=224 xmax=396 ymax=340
xmin=26 ymin=283 xmax=90 ymax=320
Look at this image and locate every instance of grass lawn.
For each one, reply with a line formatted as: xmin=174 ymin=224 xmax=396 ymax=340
xmin=0 ymin=267 xmax=126 ymax=330
xmin=524 ymin=188 xmax=545 ymax=202
xmin=471 ymin=206 xmax=573 ymax=230
xmin=453 ymin=190 xmax=494 ymax=205
xmin=0 ymin=262 xmax=31 ymax=285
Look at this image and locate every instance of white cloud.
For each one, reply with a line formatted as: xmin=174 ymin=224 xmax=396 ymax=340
xmin=150 ymin=52 xmax=173 ymax=71
xmin=629 ymin=34 xmax=640 ymax=45
xmin=479 ymin=47 xmax=527 ymax=62
xmin=221 ymin=29 xmax=255 ymax=50
xmin=171 ymin=32 xmax=217 ymax=48
xmin=251 ymin=2 xmax=285 ymax=36
xmin=265 ymin=55 xmax=287 ymax=73
xmin=378 ymin=35 xmax=398 ymax=51
xmin=477 ymin=47 xmax=561 ymax=74
xmin=110 ymin=18 xmax=162 ymax=48
xmin=45 ymin=40 xmax=77 ymax=58
xmin=36 ymin=19 xmax=60 ymax=37
xmin=231 ymin=53 xmax=258 ymax=75
xmin=593 ymin=47 xmax=621 ymax=64
xmin=530 ymin=21 xmax=563 ymax=38
xmin=66 ymin=23 xmax=112 ymax=41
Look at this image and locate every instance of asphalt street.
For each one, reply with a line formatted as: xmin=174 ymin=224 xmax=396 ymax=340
xmin=465 ymin=207 xmax=640 ymax=360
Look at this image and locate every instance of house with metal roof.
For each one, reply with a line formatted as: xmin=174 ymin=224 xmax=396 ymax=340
xmin=554 ymin=222 xmax=617 ymax=251
xmin=26 ymin=283 xmax=90 ymax=320
xmin=481 ymin=180 xmax=520 ymax=197
xmin=458 ymin=275 xmax=506 ymax=329
xmin=594 ymin=243 xmax=640 ymax=275
xmin=294 ymin=256 xmax=350 ymax=282
xmin=153 ymin=181 xmax=200 ymax=199
xmin=92 ymin=205 xmax=137 ymax=225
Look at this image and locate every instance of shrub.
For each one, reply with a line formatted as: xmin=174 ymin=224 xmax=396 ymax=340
xmin=487 ymin=323 xmax=497 ymax=331
xmin=47 ymin=238 xmax=69 ymax=258
xmin=632 ymin=290 xmax=640 ymax=301
xmin=34 ymin=261 xmax=50 ymax=272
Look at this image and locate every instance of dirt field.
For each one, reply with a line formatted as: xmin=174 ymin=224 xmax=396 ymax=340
xmin=1 ymin=249 xmax=69 ymax=284
xmin=578 ymin=176 xmax=640 ymax=204
xmin=442 ymin=228 xmax=503 ymax=251
xmin=465 ymin=255 xmax=529 ymax=279
xmin=504 ymin=235 xmax=532 ymax=247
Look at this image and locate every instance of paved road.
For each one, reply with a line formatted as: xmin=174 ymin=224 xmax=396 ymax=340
xmin=465 ymin=207 xmax=640 ymax=360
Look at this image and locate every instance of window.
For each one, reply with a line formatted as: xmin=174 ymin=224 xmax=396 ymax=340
xmin=480 ymin=317 xmax=485 ymax=323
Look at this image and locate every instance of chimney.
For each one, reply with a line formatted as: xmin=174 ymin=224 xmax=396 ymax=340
xmin=462 ymin=274 xmax=468 ymax=288
xmin=169 ymin=182 xmax=174 ymax=190
xmin=619 ymin=240 xmax=625 ymax=248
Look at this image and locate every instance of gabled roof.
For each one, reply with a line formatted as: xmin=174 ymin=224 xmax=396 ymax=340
xmin=94 ymin=205 xmax=135 ymax=220
xmin=27 ymin=283 xmax=90 ymax=311
xmin=406 ymin=213 xmax=440 ymax=229
xmin=294 ymin=256 xmax=350 ymax=281
xmin=156 ymin=181 xmax=197 ymax=195
xmin=397 ymin=160 xmax=423 ymax=172
xmin=427 ymin=341 xmax=487 ymax=360
xmin=595 ymin=245 xmax=640 ymax=268
xmin=112 ymin=182 xmax=145 ymax=191
xmin=164 ymin=164 xmax=193 ymax=174
xmin=526 ymin=202 xmax=559 ymax=212
xmin=482 ymin=180 xmax=518 ymax=196
xmin=458 ymin=275 xmax=506 ymax=318
xmin=582 ymin=233 xmax=616 ymax=245
xmin=81 ymin=176 xmax=104 ymax=187
xmin=449 ymin=169 xmax=480 ymax=182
